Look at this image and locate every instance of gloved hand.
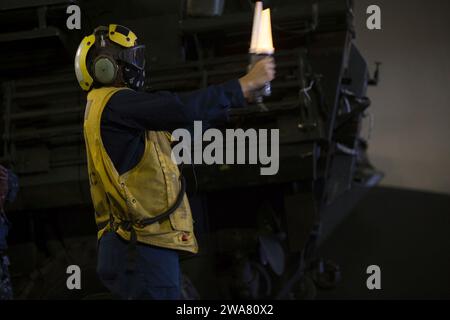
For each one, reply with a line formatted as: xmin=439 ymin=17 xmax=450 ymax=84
xmin=239 ymin=56 xmax=276 ymax=100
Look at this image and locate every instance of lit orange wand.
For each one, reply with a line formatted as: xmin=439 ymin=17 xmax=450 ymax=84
xmin=249 ymin=1 xmax=274 ymax=103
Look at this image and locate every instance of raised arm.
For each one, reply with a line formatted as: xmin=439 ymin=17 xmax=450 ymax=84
xmin=105 ymin=57 xmax=276 ymax=132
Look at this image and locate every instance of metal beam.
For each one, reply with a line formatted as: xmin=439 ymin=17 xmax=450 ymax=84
xmin=0 ymin=27 xmax=60 ymax=42
xmin=180 ymin=1 xmax=349 ymax=34
xmin=0 ymin=0 xmax=75 ymax=11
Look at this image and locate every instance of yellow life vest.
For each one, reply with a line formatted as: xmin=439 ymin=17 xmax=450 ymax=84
xmin=83 ymin=86 xmax=198 ymax=254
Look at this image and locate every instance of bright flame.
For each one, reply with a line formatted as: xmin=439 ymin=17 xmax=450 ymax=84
xmin=250 ymin=3 xmax=274 ymax=55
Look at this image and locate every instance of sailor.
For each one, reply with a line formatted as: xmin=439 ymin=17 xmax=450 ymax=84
xmin=74 ymin=24 xmax=275 ymax=299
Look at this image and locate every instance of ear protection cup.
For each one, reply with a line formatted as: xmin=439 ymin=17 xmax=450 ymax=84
xmin=93 ymin=56 xmax=118 ymax=85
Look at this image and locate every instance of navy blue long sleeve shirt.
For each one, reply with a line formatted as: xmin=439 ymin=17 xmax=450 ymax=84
xmin=100 ymin=79 xmax=246 ymax=175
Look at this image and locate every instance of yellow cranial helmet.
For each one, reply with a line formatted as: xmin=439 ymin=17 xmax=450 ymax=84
xmin=74 ymin=24 xmax=145 ymax=91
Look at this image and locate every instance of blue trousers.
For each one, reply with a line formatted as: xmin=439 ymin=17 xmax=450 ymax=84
xmin=97 ymin=231 xmax=181 ymax=300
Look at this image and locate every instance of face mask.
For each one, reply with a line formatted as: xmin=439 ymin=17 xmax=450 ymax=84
xmin=122 ymin=65 xmax=146 ymax=91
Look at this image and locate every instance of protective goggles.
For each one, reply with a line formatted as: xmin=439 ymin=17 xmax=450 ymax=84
xmin=117 ymin=45 xmax=146 ymax=70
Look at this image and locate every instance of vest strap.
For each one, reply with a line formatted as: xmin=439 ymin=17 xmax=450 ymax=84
xmin=139 ymin=175 xmax=186 ymax=226
xmin=108 ymin=175 xmax=186 ymax=287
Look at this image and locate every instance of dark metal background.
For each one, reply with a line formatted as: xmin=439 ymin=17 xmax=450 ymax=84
xmin=0 ymin=0 xmax=382 ymax=299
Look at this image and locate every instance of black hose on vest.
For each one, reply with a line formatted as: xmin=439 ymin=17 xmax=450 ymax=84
xmin=121 ymin=175 xmax=186 ymax=298
xmin=139 ymin=175 xmax=186 ymax=226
